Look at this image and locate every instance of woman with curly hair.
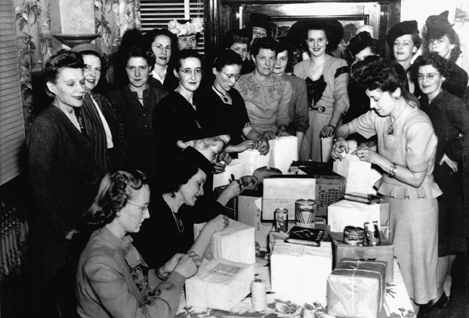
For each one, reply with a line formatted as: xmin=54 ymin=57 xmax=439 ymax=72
xmin=77 ymin=170 xmax=201 ymax=318
xmin=331 ymin=58 xmax=441 ymax=314
xmin=411 ymin=52 xmax=469 ymax=307
xmin=423 ymin=11 xmax=468 ymax=100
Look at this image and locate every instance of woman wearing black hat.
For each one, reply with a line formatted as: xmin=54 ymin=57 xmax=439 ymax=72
xmin=291 ymin=19 xmax=350 ymax=162
xmin=386 ymin=20 xmax=422 ymax=97
xmin=224 ymin=28 xmax=253 ymax=74
xmin=423 ymin=11 xmax=468 ymax=100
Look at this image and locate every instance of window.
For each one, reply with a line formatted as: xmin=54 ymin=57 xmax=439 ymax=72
xmin=0 ymin=0 xmax=26 ymax=185
xmin=140 ymin=0 xmax=205 ymax=53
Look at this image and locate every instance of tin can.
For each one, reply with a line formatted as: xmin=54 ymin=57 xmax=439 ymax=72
xmin=295 ymin=199 xmax=316 ymax=228
xmin=364 ymin=221 xmax=381 ymax=246
xmin=343 ymin=226 xmax=365 ymax=246
xmin=274 ymin=208 xmax=288 ymax=233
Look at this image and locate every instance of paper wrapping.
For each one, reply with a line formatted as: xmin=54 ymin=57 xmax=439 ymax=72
xmin=270 ymin=239 xmax=332 ymax=305
xmin=321 ymin=136 xmax=333 ymax=162
xmin=327 ymin=259 xmax=387 ymax=318
xmin=327 ymin=199 xmax=390 ymax=233
xmin=185 ymin=258 xmax=255 ymax=310
xmin=330 ymin=232 xmax=394 ymax=282
xmin=238 ymin=136 xmax=298 ymax=175
xmin=269 ymin=136 xmax=298 ymax=173
xmin=212 ymin=159 xmax=245 ymax=189
xmin=194 ymin=219 xmax=255 ymax=264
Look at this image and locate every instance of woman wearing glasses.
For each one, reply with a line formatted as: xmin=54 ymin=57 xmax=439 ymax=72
xmin=411 ymin=53 xmax=469 ymax=308
xmin=198 ymin=50 xmax=269 ymax=156
xmin=77 ymin=170 xmax=202 ymax=318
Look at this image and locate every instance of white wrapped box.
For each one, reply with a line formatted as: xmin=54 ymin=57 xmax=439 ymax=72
xmin=327 ymin=200 xmax=390 ymax=233
xmin=194 ymin=219 xmax=255 ymax=264
xmin=270 ymin=240 xmax=332 ymax=305
xmin=185 ymin=258 xmax=255 ymax=310
xmin=212 ymin=159 xmax=245 ymax=189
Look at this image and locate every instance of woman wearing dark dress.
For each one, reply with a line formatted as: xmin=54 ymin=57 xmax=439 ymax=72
xmin=109 ymin=29 xmax=168 ymax=180
xmin=132 ymin=150 xmax=230 ymax=269
xmin=71 ymin=43 xmax=127 ymax=191
xmin=27 ymin=51 xmax=95 ymax=316
xmin=198 ymin=50 xmax=269 ymax=156
xmin=153 ymin=49 xmax=206 ymax=159
xmin=423 ymin=11 xmax=468 ymax=100
xmin=412 ymin=53 xmax=469 ymax=306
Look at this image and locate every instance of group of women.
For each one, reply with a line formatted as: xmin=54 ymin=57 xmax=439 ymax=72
xmin=25 ymin=10 xmax=468 ymax=318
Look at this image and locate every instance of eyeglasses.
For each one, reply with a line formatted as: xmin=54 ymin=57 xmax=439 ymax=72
xmin=221 ymin=72 xmax=241 ymax=81
xmin=127 ymin=200 xmax=149 ymax=212
xmin=179 ymin=68 xmax=203 ymax=76
xmin=417 ymin=73 xmax=439 ymax=81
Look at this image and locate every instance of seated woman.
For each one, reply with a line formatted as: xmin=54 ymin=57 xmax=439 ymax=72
xmin=109 ymin=29 xmax=167 ymax=180
xmin=198 ymin=50 xmax=269 ymax=156
xmin=132 ymin=149 xmax=230 ymax=269
xmin=77 ymin=170 xmax=201 ymax=318
xmin=71 ymin=43 xmax=127 ymax=190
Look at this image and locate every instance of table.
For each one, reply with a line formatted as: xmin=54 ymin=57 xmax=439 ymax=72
xmin=176 ymin=256 xmax=416 ymax=318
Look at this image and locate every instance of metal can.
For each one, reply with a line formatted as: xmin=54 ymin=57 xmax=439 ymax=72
xmin=343 ymin=226 xmax=365 ymax=246
xmin=364 ymin=221 xmax=381 ymax=246
xmin=295 ymin=199 xmax=316 ymax=228
xmin=274 ymin=208 xmax=288 ymax=233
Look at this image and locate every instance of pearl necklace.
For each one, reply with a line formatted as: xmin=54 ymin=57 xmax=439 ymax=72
xmin=171 ymin=210 xmax=184 ymax=233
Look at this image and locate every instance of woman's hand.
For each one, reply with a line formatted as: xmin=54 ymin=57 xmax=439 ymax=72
xmin=160 ymin=253 xmax=185 ymax=277
xmin=439 ymin=153 xmax=458 ymax=173
xmin=276 ymin=126 xmax=290 ymax=137
xmin=205 ymin=214 xmax=230 ymax=234
xmin=351 ymin=146 xmax=379 ymax=164
xmin=255 ymin=135 xmax=270 ymax=156
xmin=320 ymin=125 xmax=335 ymax=138
xmin=331 ymin=138 xmax=349 ymax=160
xmin=173 ymin=253 xmax=199 ymax=278
xmin=216 ymin=181 xmax=242 ymax=206
xmin=213 ymin=152 xmax=232 ymax=174
xmin=263 ymin=131 xmax=277 ymax=140
xmin=230 ymin=140 xmax=256 ymax=153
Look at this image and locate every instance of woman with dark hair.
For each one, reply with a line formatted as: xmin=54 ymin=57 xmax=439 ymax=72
xmin=28 ymin=50 xmax=94 ymax=315
xmin=132 ymin=150 xmax=230 ymax=269
xmin=273 ymin=36 xmax=309 ymax=153
xmin=109 ymin=29 xmax=167 ymax=180
xmin=291 ymin=19 xmax=350 ymax=161
xmin=77 ymin=170 xmax=201 ymax=318
xmin=71 ymin=43 xmax=127 ymax=191
xmin=198 ymin=50 xmax=269 ymax=156
xmin=411 ymin=52 xmax=469 ymax=307
xmin=331 ymin=58 xmax=441 ymax=314
xmin=223 ymin=28 xmax=253 ymax=74
xmin=153 ymin=49 xmax=206 ymax=158
xmin=386 ymin=20 xmax=422 ymax=96
xmin=423 ymin=11 xmax=468 ymax=100
xmin=145 ymin=28 xmax=178 ymax=90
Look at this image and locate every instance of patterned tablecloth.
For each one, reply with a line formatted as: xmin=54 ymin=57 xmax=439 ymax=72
xmin=177 ymin=256 xmax=416 ymax=318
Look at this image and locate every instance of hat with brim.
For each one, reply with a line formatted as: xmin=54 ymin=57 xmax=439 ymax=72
xmin=250 ymin=13 xmax=271 ymax=30
xmin=287 ymin=18 xmax=344 ymax=52
xmin=425 ymin=11 xmax=453 ymax=39
xmin=224 ymin=29 xmax=251 ymax=48
xmin=71 ymin=43 xmax=102 ymax=57
xmin=386 ymin=20 xmax=419 ymax=49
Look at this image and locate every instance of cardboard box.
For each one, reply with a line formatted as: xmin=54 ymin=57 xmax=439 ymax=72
xmin=262 ymin=169 xmax=345 ymax=220
xmin=270 ymin=239 xmax=332 ymax=305
xmin=330 ymin=232 xmax=394 ymax=282
xmin=212 ymin=159 xmax=245 ymax=189
xmin=327 ymin=199 xmax=390 ymax=233
xmin=327 ymin=259 xmax=387 ymax=318
xmin=238 ymin=193 xmax=274 ymax=252
xmin=185 ymin=258 xmax=254 ymax=310
xmin=194 ymin=219 xmax=255 ymax=264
